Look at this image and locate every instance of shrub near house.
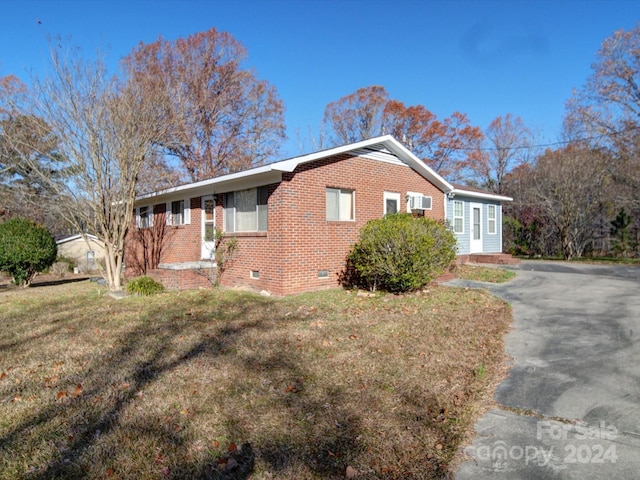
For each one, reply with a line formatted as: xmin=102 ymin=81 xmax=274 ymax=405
xmin=0 ymin=217 xmax=57 ymax=286
xmin=344 ymin=214 xmax=456 ymax=292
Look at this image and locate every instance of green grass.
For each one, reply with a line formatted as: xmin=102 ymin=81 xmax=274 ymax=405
xmin=455 ymin=264 xmax=516 ymax=283
xmin=0 ymin=281 xmax=511 ymax=479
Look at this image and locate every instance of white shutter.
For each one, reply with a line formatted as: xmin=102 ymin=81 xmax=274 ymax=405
xmin=184 ymin=198 xmax=191 ymax=224
xmin=135 ymin=207 xmax=140 ymax=228
xmin=339 ymin=190 xmax=353 ymax=220
xmin=166 ymin=202 xmax=172 ymax=225
xmin=326 ymin=188 xmax=339 ymax=220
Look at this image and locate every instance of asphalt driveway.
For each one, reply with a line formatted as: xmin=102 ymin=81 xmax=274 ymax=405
xmin=450 ymin=261 xmax=640 ymax=479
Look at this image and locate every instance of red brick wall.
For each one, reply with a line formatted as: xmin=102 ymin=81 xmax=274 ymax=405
xmin=156 ymin=197 xmax=203 ymax=264
xmin=213 ymin=184 xmax=282 ymax=293
xmin=125 ymin=199 xmax=203 ymax=277
xmin=220 ymin=153 xmax=444 ymax=295
xmin=146 ymin=267 xmax=215 ymax=290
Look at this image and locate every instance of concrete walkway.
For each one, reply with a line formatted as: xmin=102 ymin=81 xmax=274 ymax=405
xmin=449 ymin=261 xmax=640 ymax=479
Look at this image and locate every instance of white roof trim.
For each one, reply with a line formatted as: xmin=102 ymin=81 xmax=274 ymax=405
xmin=56 ymin=234 xmax=101 ymax=245
xmin=135 ymin=135 xmax=454 ymax=204
xmin=451 ymin=188 xmax=513 ymax=202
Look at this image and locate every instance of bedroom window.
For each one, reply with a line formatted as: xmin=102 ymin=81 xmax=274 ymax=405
xmin=326 ymin=188 xmax=354 ymax=221
xmin=223 ymin=186 xmax=268 ymax=232
xmin=167 ymin=199 xmax=190 ymax=226
xmin=136 ymin=205 xmax=153 ymax=229
xmin=453 ymin=200 xmax=464 ymax=234
xmin=487 ymin=204 xmax=497 ymax=234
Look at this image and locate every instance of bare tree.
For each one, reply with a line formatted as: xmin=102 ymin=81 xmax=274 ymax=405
xmin=473 ymin=114 xmax=533 ymax=194
xmin=323 ymin=86 xmax=389 ymax=145
xmin=126 ymin=211 xmax=171 ymax=275
xmin=565 ymin=23 xmax=640 ymax=248
xmin=566 ymin=22 xmax=640 ymax=139
xmin=0 ymin=76 xmax=70 ymax=233
xmin=1 ymin=46 xmax=169 ymax=290
xmin=530 ymin=146 xmax=609 ymax=259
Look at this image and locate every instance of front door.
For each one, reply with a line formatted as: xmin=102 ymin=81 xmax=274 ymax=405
xmin=470 ymin=203 xmax=483 ymax=253
xmin=201 ymin=195 xmax=216 ymax=260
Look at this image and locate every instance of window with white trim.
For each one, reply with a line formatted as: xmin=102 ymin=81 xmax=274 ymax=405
xmin=384 ymin=191 xmax=401 ymax=215
xmin=453 ymin=200 xmax=464 ymax=234
xmin=166 ymin=199 xmax=190 ymax=226
xmin=326 ymin=188 xmax=354 ymax=221
xmin=487 ymin=204 xmax=497 ymax=234
xmin=136 ymin=205 xmax=153 ymax=229
xmin=223 ymin=186 xmax=268 ymax=232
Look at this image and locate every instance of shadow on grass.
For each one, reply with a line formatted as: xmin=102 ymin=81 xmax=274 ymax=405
xmin=0 ymin=290 xmax=368 ymax=479
xmin=0 ymin=276 xmax=90 ymax=290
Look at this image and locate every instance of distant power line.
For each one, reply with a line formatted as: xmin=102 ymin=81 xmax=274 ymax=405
xmin=458 ymin=125 xmax=640 ymax=153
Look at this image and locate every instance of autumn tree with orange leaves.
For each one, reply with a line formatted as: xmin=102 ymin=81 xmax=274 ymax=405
xmin=322 ymin=86 xmax=484 ymax=181
xmin=123 ymin=28 xmax=286 ymax=183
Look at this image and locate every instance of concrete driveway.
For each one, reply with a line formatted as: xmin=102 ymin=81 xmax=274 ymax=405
xmin=450 ymin=261 xmax=640 ymax=479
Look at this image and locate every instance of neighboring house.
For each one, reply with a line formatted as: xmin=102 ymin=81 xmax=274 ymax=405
xmin=55 ymin=234 xmax=105 ymax=272
xmin=126 ymin=135 xmax=512 ymax=295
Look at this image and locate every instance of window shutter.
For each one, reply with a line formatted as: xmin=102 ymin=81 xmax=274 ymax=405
xmin=326 ymin=188 xmax=339 ymax=220
xmin=184 ymin=198 xmax=191 ymax=224
xmin=166 ymin=202 xmax=172 ymax=225
xmin=135 ymin=207 xmax=140 ymax=228
xmin=149 ymin=207 xmax=154 ymax=227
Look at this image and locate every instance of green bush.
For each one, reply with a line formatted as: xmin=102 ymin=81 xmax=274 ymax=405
xmin=126 ymin=275 xmax=165 ymax=296
xmin=0 ymin=218 xmax=58 ymax=286
xmin=342 ymin=214 xmax=456 ymax=293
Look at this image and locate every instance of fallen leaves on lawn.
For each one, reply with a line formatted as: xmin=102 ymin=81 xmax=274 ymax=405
xmin=72 ymin=384 xmax=83 ymax=397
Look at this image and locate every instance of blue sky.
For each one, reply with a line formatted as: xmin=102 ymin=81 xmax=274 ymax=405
xmin=2 ymin=0 xmax=639 ymax=157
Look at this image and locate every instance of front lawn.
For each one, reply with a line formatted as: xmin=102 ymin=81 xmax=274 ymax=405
xmin=0 ymin=281 xmax=511 ymax=479
xmin=455 ymin=264 xmax=516 ymax=283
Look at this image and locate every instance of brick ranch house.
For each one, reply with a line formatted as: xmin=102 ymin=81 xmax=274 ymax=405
xmin=125 ymin=135 xmax=512 ymax=295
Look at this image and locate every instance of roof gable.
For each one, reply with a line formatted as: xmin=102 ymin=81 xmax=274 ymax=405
xmin=55 ymin=233 xmax=101 ymax=245
xmin=136 ymin=136 xmax=452 ymax=204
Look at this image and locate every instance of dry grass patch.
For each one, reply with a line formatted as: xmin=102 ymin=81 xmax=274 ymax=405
xmin=0 ymin=281 xmax=511 ymax=479
xmin=454 ymin=264 xmax=516 ymax=283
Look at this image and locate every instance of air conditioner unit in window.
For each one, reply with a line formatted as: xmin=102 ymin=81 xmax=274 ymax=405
xmin=409 ymin=195 xmax=432 ymax=211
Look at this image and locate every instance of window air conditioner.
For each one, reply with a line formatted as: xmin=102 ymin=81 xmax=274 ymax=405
xmin=409 ymin=195 xmax=432 ymax=211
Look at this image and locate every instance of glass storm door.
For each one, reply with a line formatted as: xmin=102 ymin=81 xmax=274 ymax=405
xmin=201 ymin=195 xmax=216 ymax=260
xmin=470 ymin=203 xmax=483 ymax=253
